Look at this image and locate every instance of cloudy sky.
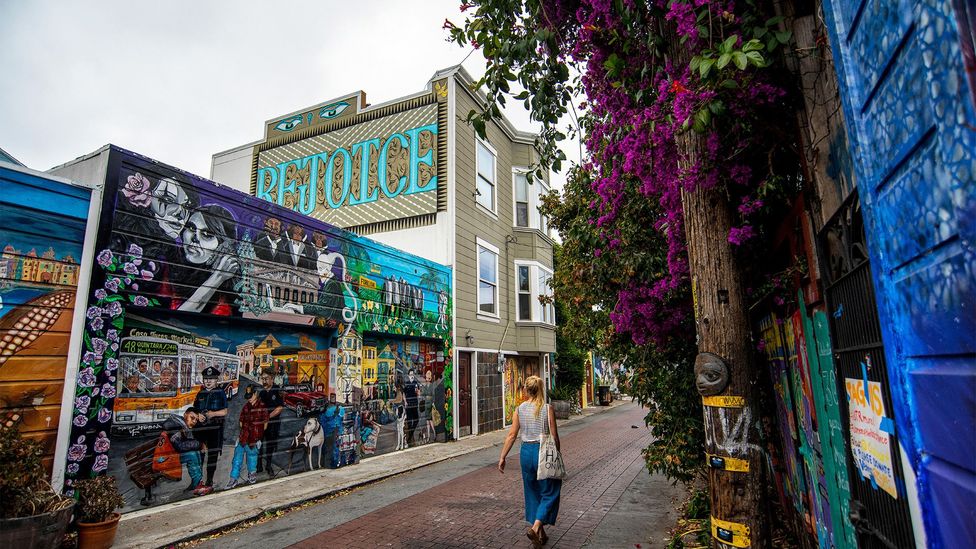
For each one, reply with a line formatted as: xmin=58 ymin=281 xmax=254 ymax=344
xmin=0 ymin=1 xmax=575 ymax=183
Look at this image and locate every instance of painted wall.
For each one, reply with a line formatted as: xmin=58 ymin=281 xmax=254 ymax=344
xmin=57 ymin=147 xmax=452 ymax=511
xmin=0 ymin=164 xmax=93 ymax=475
xmin=821 ymin=0 xmax=976 ymax=546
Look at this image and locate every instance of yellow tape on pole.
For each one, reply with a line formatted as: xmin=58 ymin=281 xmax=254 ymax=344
xmin=706 ymin=453 xmax=750 ymax=472
xmin=701 ymin=395 xmax=746 ymax=408
xmin=711 ymin=516 xmax=751 ymax=548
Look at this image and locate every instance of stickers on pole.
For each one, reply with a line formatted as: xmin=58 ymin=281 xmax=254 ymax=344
xmin=844 ymin=374 xmax=898 ymax=499
xmin=707 ymin=453 xmax=750 ymax=473
xmin=702 ymin=395 xmax=745 ymax=408
xmin=711 ymin=516 xmax=751 ymax=548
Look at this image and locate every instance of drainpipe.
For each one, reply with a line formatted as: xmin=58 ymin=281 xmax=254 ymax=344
xmin=497 ymin=235 xmax=517 ymax=372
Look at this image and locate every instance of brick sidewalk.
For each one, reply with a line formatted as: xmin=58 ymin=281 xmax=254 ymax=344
xmin=288 ymin=405 xmax=653 ymax=549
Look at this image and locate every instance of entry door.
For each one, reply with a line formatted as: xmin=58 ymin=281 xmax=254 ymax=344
xmin=458 ymin=352 xmax=472 ymax=436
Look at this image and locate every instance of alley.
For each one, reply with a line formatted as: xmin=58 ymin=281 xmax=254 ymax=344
xmin=194 ymin=402 xmax=685 ymax=549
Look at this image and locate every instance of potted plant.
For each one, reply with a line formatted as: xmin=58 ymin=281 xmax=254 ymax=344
xmin=74 ymin=474 xmax=125 ymax=549
xmin=0 ymin=415 xmax=75 ymax=549
xmin=547 ymin=386 xmax=573 ymax=420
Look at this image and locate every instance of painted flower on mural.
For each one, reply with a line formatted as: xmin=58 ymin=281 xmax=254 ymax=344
xmin=89 ymin=317 xmax=104 ymax=331
xmin=105 ymin=357 xmax=119 ymax=371
xmin=86 ymin=306 xmax=103 ymax=320
xmin=100 ymin=382 xmax=117 ymax=399
xmin=97 ymin=249 xmax=114 ymax=267
xmin=73 ymin=414 xmax=88 ymax=428
xmin=91 ymin=337 xmax=108 ymax=356
xmin=104 ymin=278 xmax=120 ymax=293
xmin=94 ymin=289 xmax=107 ymax=300
xmin=94 ymin=432 xmax=111 ymax=453
xmin=97 ymin=407 xmax=113 ymax=423
xmin=106 ymin=329 xmax=119 ymax=342
xmin=133 ymin=295 xmax=150 ymax=307
xmin=127 ymin=243 xmax=143 ymax=258
xmin=105 ymin=301 xmax=123 ymax=317
xmin=123 ymin=173 xmax=153 ymax=207
xmin=68 ymin=436 xmax=87 ymax=462
xmin=140 ymin=270 xmax=153 ymax=280
xmin=74 ymin=395 xmax=91 ymax=414
xmin=92 ymin=453 xmax=109 ymax=472
xmin=123 ymin=262 xmax=139 ymax=275
xmin=66 ymin=463 xmax=79 ymax=475
xmin=77 ymin=367 xmax=96 ymax=387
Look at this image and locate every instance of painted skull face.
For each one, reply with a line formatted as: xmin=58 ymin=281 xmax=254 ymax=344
xmin=694 ymin=352 xmax=730 ymax=396
xmin=151 ymin=178 xmax=190 ymax=239
xmin=182 ymin=212 xmax=220 ymax=265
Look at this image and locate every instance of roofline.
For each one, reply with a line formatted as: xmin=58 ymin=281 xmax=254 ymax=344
xmin=211 ymin=138 xmax=263 ymax=160
xmin=0 ymin=146 xmax=25 ymax=167
xmin=433 ymin=65 xmax=540 ymax=145
xmin=1 ymin=157 xmax=99 ymax=191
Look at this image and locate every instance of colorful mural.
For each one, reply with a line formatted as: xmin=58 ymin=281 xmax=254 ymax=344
xmin=0 ymin=165 xmax=92 ymax=475
xmin=503 ymin=356 xmax=539 ymax=425
xmin=60 ymin=148 xmax=452 ymax=510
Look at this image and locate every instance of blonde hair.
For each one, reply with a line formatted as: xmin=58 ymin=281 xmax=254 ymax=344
xmin=524 ymin=375 xmax=545 ymax=418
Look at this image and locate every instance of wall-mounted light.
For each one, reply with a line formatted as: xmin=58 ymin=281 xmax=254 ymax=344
xmin=465 ymin=330 xmax=474 ymax=346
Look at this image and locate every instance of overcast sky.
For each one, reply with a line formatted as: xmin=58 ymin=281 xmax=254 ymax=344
xmin=0 ymin=1 xmax=575 ymax=185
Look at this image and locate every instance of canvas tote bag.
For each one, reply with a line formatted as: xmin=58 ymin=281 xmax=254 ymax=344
xmin=537 ymin=404 xmax=567 ymax=480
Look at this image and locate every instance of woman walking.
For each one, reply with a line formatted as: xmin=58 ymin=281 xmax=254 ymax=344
xmin=498 ymin=375 xmax=561 ymax=547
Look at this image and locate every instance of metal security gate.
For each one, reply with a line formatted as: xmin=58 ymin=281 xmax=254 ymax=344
xmin=819 ymin=193 xmax=914 ymax=548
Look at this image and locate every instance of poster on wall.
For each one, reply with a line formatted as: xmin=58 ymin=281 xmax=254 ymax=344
xmin=844 ymin=375 xmax=898 ymax=499
xmin=61 ymin=147 xmax=453 ymax=510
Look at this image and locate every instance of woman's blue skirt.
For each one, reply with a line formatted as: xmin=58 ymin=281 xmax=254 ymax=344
xmin=519 ymin=442 xmax=562 ymax=525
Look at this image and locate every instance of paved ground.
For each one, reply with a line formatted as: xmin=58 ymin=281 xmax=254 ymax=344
xmin=190 ymin=402 xmax=684 ymax=549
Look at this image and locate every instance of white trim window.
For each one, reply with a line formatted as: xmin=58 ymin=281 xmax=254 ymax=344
xmin=513 ymin=169 xmax=550 ymax=235
xmin=477 ymin=238 xmax=499 ymax=317
xmin=476 ymin=140 xmax=496 ymax=212
xmin=514 ymin=260 xmax=554 ymax=325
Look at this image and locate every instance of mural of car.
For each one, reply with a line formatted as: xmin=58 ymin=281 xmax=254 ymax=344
xmin=284 ymin=390 xmax=328 ymax=417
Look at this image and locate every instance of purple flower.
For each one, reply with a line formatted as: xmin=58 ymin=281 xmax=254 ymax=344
xmin=149 ymin=261 xmax=157 ymax=271
xmin=66 ymin=463 xmax=80 ymax=475
xmin=82 ymin=351 xmax=97 ymax=365
xmin=96 ymin=249 xmax=114 ymax=267
xmin=77 ymin=367 xmax=96 ymax=387
xmin=110 ymin=342 xmax=118 ymax=352
xmin=89 ymin=317 xmax=104 ymax=331
xmin=123 ymin=262 xmax=139 ymax=275
xmin=74 ymin=395 xmax=91 ymax=414
xmin=94 ymin=289 xmax=107 ymax=300
xmin=67 ymin=438 xmax=87 ymax=462
xmin=106 ymin=329 xmax=119 ymax=342
xmin=104 ymin=278 xmax=120 ymax=293
xmin=73 ymin=414 xmax=88 ymax=428
xmin=105 ymin=301 xmax=123 ymax=317
xmin=92 ymin=387 xmax=99 ymax=396
xmin=123 ymin=173 xmax=153 ymax=207
xmin=727 ymin=226 xmax=755 ymax=247
xmin=94 ymin=432 xmax=111 ymax=453
xmin=101 ymin=383 xmax=117 ymax=399
xmin=131 ymin=283 xmax=139 ymax=291
xmin=91 ymin=338 xmax=108 ymax=355
xmin=133 ymin=295 xmax=150 ymax=307
xmin=128 ymin=243 xmax=143 ymax=258
xmin=86 ymin=306 xmax=103 ymax=320
xmin=98 ymin=407 xmax=113 ymax=423
xmin=92 ymin=453 xmax=109 ymax=472
xmin=140 ymin=270 xmax=154 ymax=280
xmin=105 ymin=357 xmax=119 ymax=372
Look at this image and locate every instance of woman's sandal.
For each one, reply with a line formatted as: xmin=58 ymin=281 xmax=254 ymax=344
xmin=526 ymin=527 xmax=543 ymax=548
xmin=540 ymin=531 xmax=549 ymax=545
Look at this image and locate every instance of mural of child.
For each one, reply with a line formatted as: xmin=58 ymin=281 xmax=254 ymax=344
xmin=161 ymin=407 xmax=206 ymax=495
xmin=226 ymin=385 xmax=268 ymax=489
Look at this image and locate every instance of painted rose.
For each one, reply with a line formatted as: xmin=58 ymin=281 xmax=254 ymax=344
xmin=73 ymin=414 xmax=88 ymax=428
xmin=128 ymin=243 xmax=143 ymax=258
xmin=105 ymin=357 xmax=119 ymax=371
xmin=74 ymin=395 xmax=91 ymax=414
xmin=97 ymin=407 xmax=113 ymax=423
xmin=89 ymin=317 xmax=104 ymax=331
xmin=110 ymin=342 xmax=118 ymax=352
xmin=77 ymin=367 xmax=97 ymax=387
xmin=91 ymin=338 xmax=108 ymax=355
xmin=94 ymin=432 xmax=111 ymax=453
xmin=66 ymin=463 xmax=80 ymax=475
xmin=67 ymin=438 xmax=87 ymax=462
xmin=105 ymin=301 xmax=123 ymax=317
xmin=92 ymin=453 xmax=109 ymax=472
xmin=94 ymin=289 xmax=107 ymax=300
xmin=106 ymin=329 xmax=119 ymax=342
xmin=86 ymin=306 xmax=103 ymax=320
xmin=133 ymin=295 xmax=150 ymax=307
xmin=131 ymin=283 xmax=139 ymax=291
xmin=101 ymin=383 xmax=117 ymax=399
xmin=104 ymin=278 xmax=120 ymax=292
xmin=123 ymin=262 xmax=139 ymax=275
xmin=140 ymin=270 xmax=154 ymax=280
xmin=123 ymin=173 xmax=153 ymax=207
xmin=97 ymin=249 xmax=114 ymax=267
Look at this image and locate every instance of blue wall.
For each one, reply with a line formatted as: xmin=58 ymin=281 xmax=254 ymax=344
xmin=820 ymin=0 xmax=976 ymax=546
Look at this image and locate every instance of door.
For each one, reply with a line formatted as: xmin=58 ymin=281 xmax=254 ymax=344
xmin=458 ymin=352 xmax=472 ymax=436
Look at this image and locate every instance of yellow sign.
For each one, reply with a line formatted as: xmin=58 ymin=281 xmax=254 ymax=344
xmin=706 ymin=453 xmax=750 ymax=472
xmin=711 ymin=516 xmax=751 ymax=548
xmin=359 ymin=276 xmax=377 ymax=290
xmin=702 ymin=395 xmax=745 ymax=408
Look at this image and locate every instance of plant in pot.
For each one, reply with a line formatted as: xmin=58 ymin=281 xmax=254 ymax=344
xmin=0 ymin=414 xmax=75 ymax=549
xmin=74 ymin=474 xmax=125 ymax=549
xmin=547 ymin=386 xmax=574 ymax=420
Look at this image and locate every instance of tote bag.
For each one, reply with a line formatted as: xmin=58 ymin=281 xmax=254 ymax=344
xmin=537 ymin=404 xmax=567 ymax=480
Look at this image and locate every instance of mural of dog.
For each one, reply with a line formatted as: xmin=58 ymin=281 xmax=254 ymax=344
xmin=287 ymin=417 xmax=325 ymax=473
xmin=394 ymin=404 xmax=407 ymax=451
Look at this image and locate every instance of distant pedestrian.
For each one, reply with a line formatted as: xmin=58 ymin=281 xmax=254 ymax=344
xmin=497 ymin=375 xmax=561 ymax=548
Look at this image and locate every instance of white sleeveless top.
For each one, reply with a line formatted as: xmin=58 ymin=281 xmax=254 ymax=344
xmin=518 ymin=401 xmax=549 ymax=442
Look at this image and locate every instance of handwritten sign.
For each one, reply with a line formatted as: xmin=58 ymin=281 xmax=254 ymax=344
xmin=845 ymin=377 xmax=897 ymax=499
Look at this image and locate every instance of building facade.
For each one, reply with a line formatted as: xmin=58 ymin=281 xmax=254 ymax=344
xmin=211 ymin=66 xmax=556 ymax=437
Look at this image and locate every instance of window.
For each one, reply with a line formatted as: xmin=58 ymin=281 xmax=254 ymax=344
xmin=476 ymin=140 xmax=496 ymax=212
xmin=477 ymin=239 xmax=499 ymax=316
xmin=514 ymin=261 xmax=555 ymax=325
xmin=513 ymin=170 xmax=550 ymax=234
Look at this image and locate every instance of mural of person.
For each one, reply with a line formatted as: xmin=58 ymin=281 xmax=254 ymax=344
xmin=226 ymin=384 xmax=268 ymax=489
xmin=116 ymin=172 xmax=198 ymax=265
xmin=402 ymin=368 xmax=420 ymax=446
xmin=149 ymin=177 xmax=194 ymax=240
xmin=257 ymin=367 xmax=284 ymax=477
xmin=421 ymin=369 xmax=435 ymax=444
xmin=319 ymin=393 xmax=343 ymax=469
xmin=309 ymin=231 xmax=329 ymax=263
xmin=433 ymin=370 xmax=447 ymax=441
xmin=302 ymin=253 xmax=346 ymax=327
xmin=160 ymin=204 xmax=240 ymax=315
xmin=122 ymin=374 xmax=141 ymax=394
xmin=254 ymin=217 xmax=287 ymax=264
xmin=161 ymin=406 xmax=206 ymax=495
xmin=136 ymin=359 xmax=152 ymax=391
xmin=158 ymin=364 xmax=176 ymax=392
xmin=283 ymin=223 xmax=314 ymax=271
xmin=437 ymin=289 xmax=448 ymax=328
xmin=192 ymin=366 xmax=228 ymax=493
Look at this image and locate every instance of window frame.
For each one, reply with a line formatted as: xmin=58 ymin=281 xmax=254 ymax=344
xmin=475 ymin=138 xmax=497 ymax=215
xmin=511 ymin=167 xmax=551 ymax=235
xmin=476 ymin=238 xmax=500 ymax=320
xmin=513 ymin=260 xmax=555 ymax=326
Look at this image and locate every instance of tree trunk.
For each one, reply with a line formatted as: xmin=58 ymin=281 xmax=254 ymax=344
xmin=678 ymin=131 xmax=769 ymax=548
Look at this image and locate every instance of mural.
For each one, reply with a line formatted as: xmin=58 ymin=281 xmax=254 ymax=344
xmin=0 ymin=167 xmax=91 ymax=474
xmin=61 ymin=148 xmax=452 ymax=510
xmin=503 ymin=356 xmax=539 ymax=426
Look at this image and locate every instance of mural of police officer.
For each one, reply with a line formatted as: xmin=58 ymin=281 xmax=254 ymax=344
xmin=192 ymin=366 xmax=228 ymax=494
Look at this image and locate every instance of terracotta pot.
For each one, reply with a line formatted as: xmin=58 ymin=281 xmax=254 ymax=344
xmin=77 ymin=512 xmax=121 ymax=549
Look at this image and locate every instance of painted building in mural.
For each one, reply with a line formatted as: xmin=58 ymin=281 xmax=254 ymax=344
xmin=48 ymin=146 xmax=452 ymax=511
xmin=211 ymin=65 xmax=556 ymax=438
xmin=0 ymin=162 xmax=97 ymax=482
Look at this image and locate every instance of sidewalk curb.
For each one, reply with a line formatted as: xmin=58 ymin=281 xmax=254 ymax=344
xmin=117 ymin=399 xmax=629 ymax=549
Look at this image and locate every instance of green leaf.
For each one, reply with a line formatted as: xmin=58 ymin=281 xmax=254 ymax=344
xmin=733 ymin=52 xmax=748 ymax=70
xmin=775 ymin=30 xmax=792 ymax=44
xmin=743 ymin=39 xmax=764 ymax=52
xmin=690 ymin=56 xmax=702 ymax=73
xmin=721 ymin=35 xmax=738 ymax=53
xmin=767 ymin=36 xmax=778 ymax=51
xmin=717 ymin=53 xmax=732 ymax=69
xmin=746 ymin=51 xmax=765 ymax=67
xmin=699 ymin=58 xmax=715 ymax=78
xmin=766 ymin=15 xmax=785 ymax=26
xmin=720 ymin=79 xmax=738 ymax=89
xmin=472 ymin=117 xmax=486 ymax=137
